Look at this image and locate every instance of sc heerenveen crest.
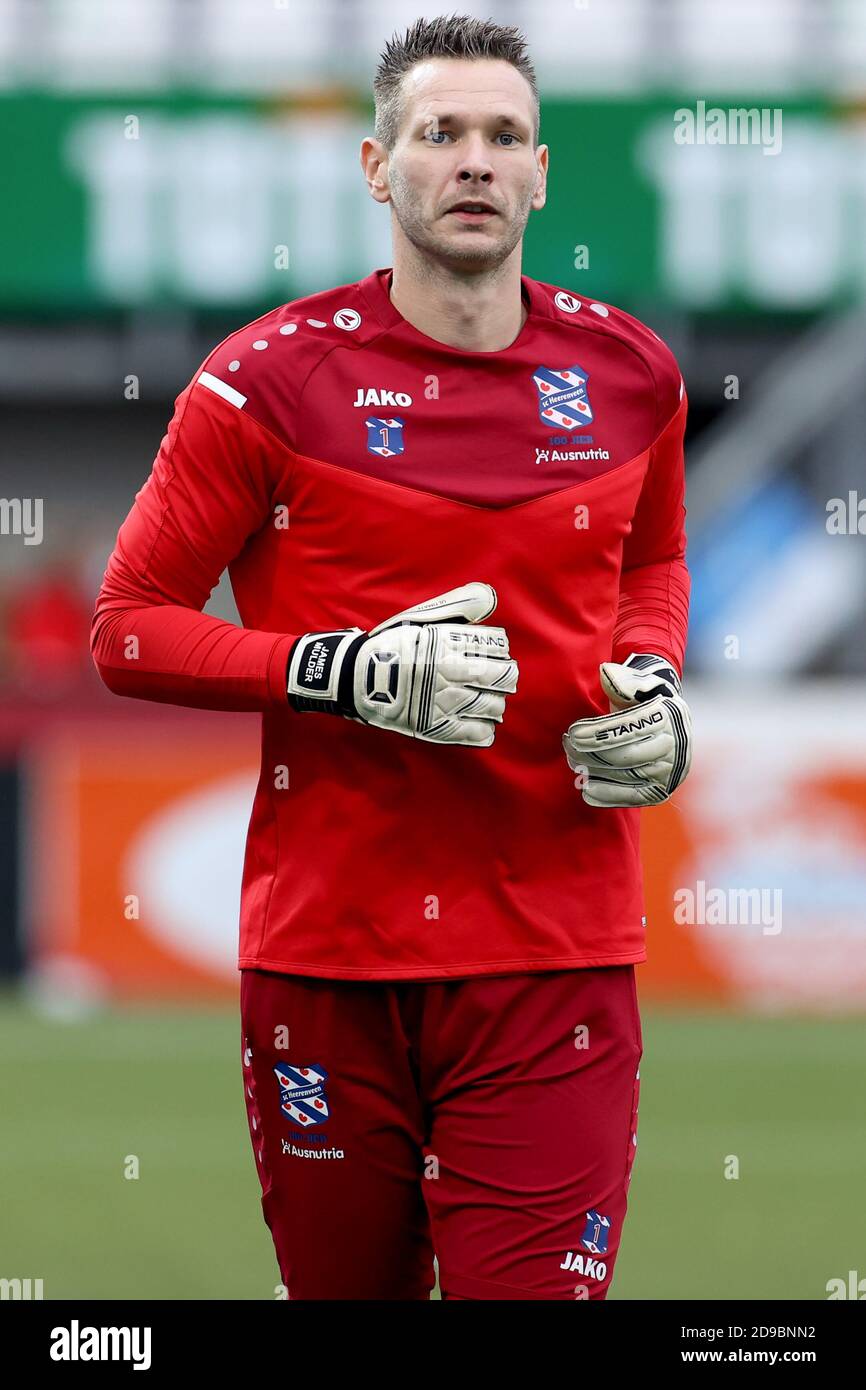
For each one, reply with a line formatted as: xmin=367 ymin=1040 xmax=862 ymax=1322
xmin=533 ymin=365 xmax=594 ymax=428
xmin=273 ymin=1064 xmax=330 ymax=1127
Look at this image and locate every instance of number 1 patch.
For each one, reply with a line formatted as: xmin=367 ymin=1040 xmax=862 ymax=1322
xmin=365 ymin=416 xmax=405 ymax=457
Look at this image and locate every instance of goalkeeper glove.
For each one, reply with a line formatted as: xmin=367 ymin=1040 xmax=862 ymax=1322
xmin=562 ymin=653 xmax=692 ymax=807
xmin=287 ymin=582 xmax=518 ymax=746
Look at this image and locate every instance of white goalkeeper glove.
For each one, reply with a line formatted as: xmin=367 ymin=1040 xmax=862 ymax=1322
xmin=287 ymin=582 xmax=518 ymax=746
xmin=562 ymin=653 xmax=692 ymax=807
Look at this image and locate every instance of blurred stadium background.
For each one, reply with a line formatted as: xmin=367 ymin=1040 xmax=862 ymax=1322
xmin=1 ymin=0 xmax=865 ymax=1300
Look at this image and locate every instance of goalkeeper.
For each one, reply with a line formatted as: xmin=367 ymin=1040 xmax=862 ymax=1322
xmin=91 ymin=14 xmax=691 ymax=1302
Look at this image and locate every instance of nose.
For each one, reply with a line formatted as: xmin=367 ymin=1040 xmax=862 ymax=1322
xmin=455 ymin=134 xmax=494 ymax=184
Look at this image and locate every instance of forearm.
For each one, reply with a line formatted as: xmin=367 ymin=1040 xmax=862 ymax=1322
xmin=90 ymin=598 xmax=296 ymax=712
xmin=611 ymin=556 xmax=690 ymax=675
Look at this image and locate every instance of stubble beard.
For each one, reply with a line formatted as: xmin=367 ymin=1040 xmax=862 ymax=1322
xmin=388 ymin=164 xmax=534 ymax=274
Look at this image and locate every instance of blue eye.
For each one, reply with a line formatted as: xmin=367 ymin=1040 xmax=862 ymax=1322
xmin=422 ymin=128 xmax=519 ymax=146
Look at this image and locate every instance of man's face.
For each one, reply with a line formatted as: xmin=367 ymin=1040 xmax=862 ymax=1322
xmin=377 ymin=58 xmax=547 ymax=272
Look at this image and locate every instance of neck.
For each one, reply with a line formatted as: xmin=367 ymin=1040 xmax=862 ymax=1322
xmin=388 ymin=243 xmax=527 ymax=351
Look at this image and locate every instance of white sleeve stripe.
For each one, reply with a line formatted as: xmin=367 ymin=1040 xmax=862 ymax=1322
xmin=196 ymin=370 xmax=247 ymax=409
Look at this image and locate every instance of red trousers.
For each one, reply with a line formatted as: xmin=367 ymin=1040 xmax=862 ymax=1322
xmin=240 ymin=964 xmax=642 ymax=1300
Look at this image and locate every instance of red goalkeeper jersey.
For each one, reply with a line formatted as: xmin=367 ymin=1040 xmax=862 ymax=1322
xmin=91 ymin=267 xmax=690 ymax=980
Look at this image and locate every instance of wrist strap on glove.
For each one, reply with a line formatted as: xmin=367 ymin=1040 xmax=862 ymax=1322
xmin=287 ymin=629 xmax=366 ymax=716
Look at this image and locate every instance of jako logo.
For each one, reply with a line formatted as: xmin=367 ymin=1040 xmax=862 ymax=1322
xmin=354 ymin=387 xmax=413 ymax=407
xmin=50 ymin=1321 xmax=152 ymax=1371
xmin=559 ymin=1251 xmax=607 ymax=1281
xmin=0 ymin=1277 xmax=43 ymax=1299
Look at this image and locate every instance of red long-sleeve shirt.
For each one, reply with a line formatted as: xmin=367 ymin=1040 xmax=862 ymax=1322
xmin=92 ymin=267 xmax=689 ymax=979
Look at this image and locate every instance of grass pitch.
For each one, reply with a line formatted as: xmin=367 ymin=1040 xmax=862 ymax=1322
xmin=1 ymin=996 xmax=863 ymax=1300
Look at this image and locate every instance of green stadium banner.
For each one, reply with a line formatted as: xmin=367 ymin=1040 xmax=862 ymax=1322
xmin=2 ymin=93 xmax=862 ymax=314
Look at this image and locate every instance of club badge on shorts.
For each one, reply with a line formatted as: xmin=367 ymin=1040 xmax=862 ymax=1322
xmin=580 ymin=1209 xmax=611 ymax=1255
xmin=273 ymin=1064 xmax=330 ymax=1127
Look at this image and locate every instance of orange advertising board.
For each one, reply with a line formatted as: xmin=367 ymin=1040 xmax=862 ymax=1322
xmin=27 ymin=715 xmax=259 ymax=999
xmin=23 ymin=686 xmax=866 ymax=1011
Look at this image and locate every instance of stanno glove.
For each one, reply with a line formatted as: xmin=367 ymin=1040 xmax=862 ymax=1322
xmin=562 ymin=652 xmax=692 ymax=807
xmin=287 ymin=582 xmax=518 ymax=746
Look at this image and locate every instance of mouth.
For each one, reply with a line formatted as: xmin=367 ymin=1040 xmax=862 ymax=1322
xmin=446 ymin=200 xmax=498 ymax=223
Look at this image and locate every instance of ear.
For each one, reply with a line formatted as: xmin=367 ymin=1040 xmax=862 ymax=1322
xmin=532 ymin=144 xmax=549 ymax=211
xmin=360 ymin=136 xmax=391 ymax=205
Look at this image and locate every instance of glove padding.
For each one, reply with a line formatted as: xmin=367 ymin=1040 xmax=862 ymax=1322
xmin=287 ymin=582 xmax=518 ymax=746
xmin=562 ymin=653 xmax=691 ymax=807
